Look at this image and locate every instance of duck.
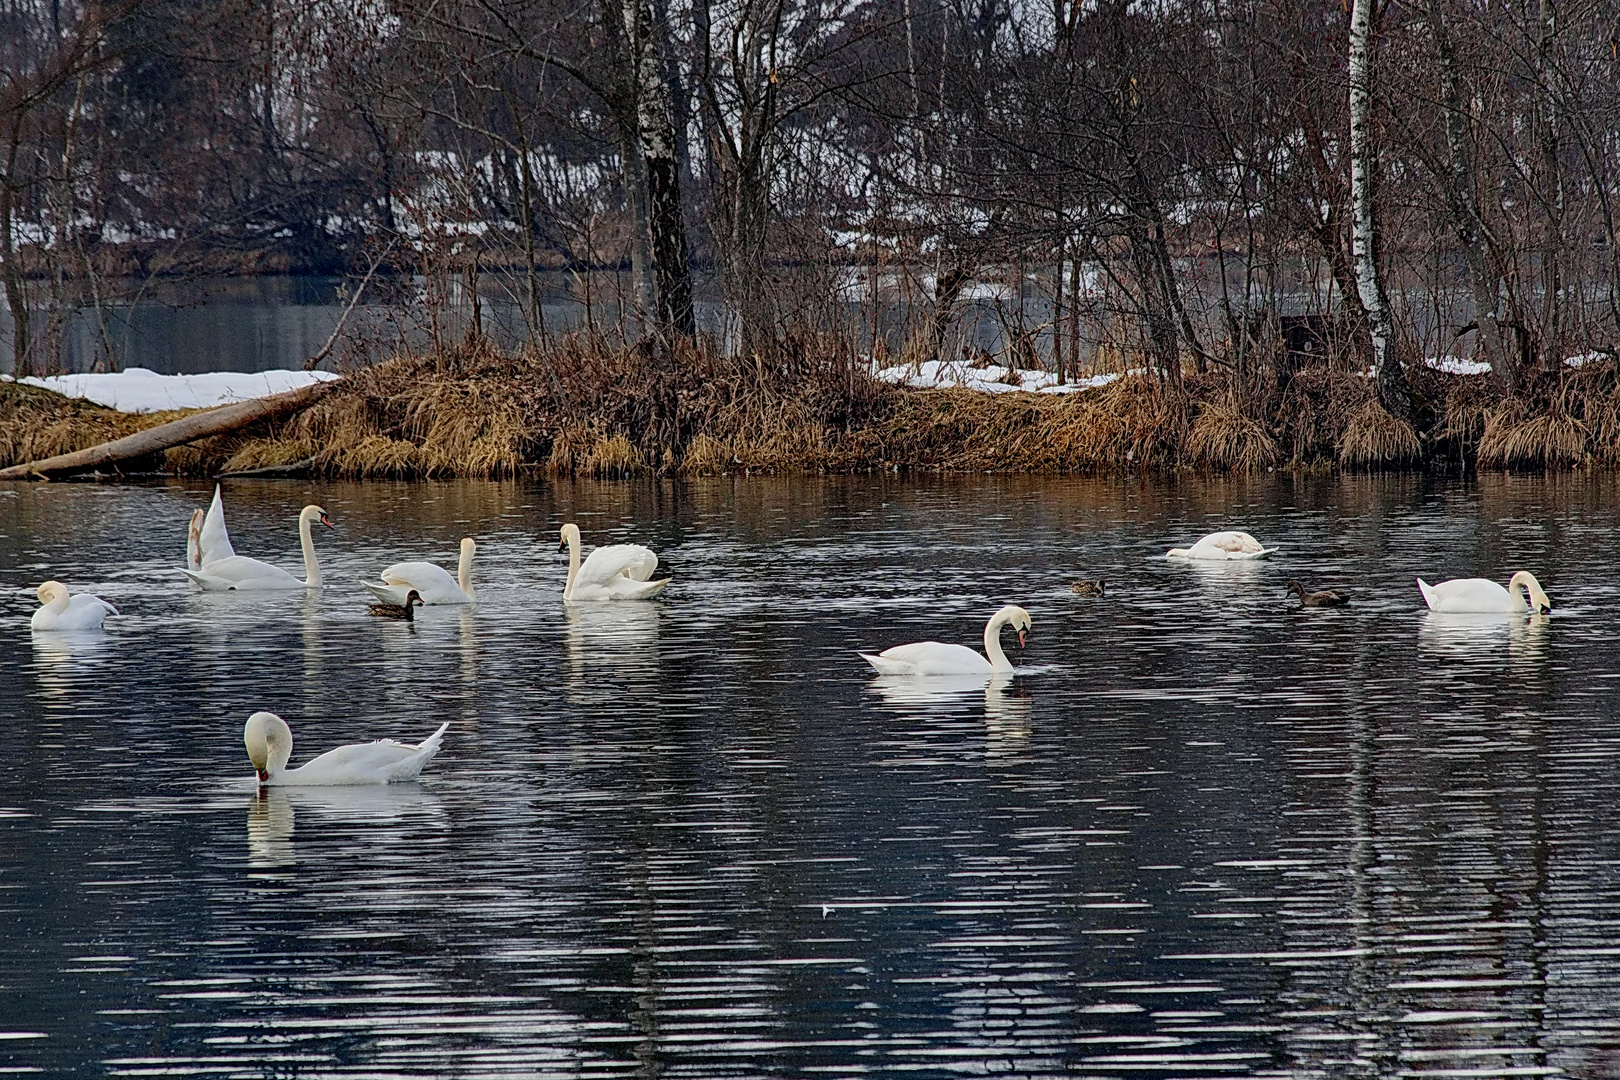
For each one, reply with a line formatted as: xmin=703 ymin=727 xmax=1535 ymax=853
xmin=367 ymin=589 xmax=423 ymax=620
xmin=1071 ymin=579 xmax=1105 ymax=597
xmin=557 ymin=523 xmax=670 ymax=601
xmin=363 ymin=537 xmax=476 ymax=606
xmin=1417 ymin=571 xmax=1552 ymax=614
xmin=244 ymin=711 xmax=449 ymax=786
xmin=1166 ymin=530 xmax=1276 ymax=560
xmin=30 ymin=581 xmax=119 ymax=630
xmin=1286 ymin=581 xmax=1349 ymax=607
xmin=182 ymin=504 xmax=334 ymax=590
xmin=859 ymin=604 xmax=1032 ymax=676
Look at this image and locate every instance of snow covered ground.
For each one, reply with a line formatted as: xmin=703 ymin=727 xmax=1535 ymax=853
xmin=872 ymin=359 xmax=1122 ymax=394
xmin=3 ymin=367 xmax=340 ymax=413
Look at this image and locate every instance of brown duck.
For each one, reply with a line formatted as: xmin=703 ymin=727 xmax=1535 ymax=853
xmin=1286 ymin=581 xmax=1348 ymax=607
xmin=367 ymin=589 xmax=424 ymax=620
xmin=1071 ymin=579 xmax=1105 ymax=597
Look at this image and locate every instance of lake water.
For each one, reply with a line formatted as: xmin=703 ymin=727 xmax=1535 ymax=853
xmin=2 ymin=473 xmax=1618 ymax=1078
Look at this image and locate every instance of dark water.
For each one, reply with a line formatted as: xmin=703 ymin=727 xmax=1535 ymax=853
xmin=1 ymin=474 xmax=1618 ymax=1078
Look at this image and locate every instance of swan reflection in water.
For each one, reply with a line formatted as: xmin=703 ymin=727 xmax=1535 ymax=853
xmin=247 ymin=784 xmax=445 ymax=870
xmin=1419 ymin=610 xmax=1551 ymax=666
xmin=866 ymin=674 xmax=1032 ymax=755
xmin=563 ymin=600 xmax=662 ymax=700
xmin=30 ymin=628 xmax=113 ymax=699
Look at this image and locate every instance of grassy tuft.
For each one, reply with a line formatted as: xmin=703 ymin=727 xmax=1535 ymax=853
xmin=1477 ymin=398 xmax=1588 ymax=470
xmin=1185 ymin=397 xmax=1280 ymax=472
xmin=1337 ymin=400 xmax=1423 ymax=469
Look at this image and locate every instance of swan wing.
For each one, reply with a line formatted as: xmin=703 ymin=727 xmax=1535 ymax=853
xmin=377 ymin=561 xmax=469 ymax=604
xmin=183 ymin=555 xmax=302 ymax=590
xmin=1191 ymin=531 xmax=1275 ymax=559
xmin=199 ymin=486 xmax=236 ymax=565
xmin=866 ymin=641 xmax=992 ymax=676
xmin=578 ymin=544 xmax=660 ymax=585
xmin=278 ymin=723 xmax=449 ymax=785
xmin=1418 ymin=577 xmax=1514 ymax=613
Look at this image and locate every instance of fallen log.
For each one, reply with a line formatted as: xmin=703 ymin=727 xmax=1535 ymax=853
xmin=0 ymin=378 xmax=339 ymax=481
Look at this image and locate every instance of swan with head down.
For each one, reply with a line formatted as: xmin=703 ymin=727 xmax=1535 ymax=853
xmin=859 ymin=605 xmax=1032 ymax=676
xmin=31 ymin=581 xmax=118 ymax=630
xmin=363 ymin=537 xmax=476 ymax=606
xmin=1166 ymin=530 xmax=1276 ymax=560
xmin=1418 ymin=571 xmax=1552 ymax=614
xmin=183 ymin=504 xmax=334 ymax=590
xmin=244 ymin=711 xmax=448 ymax=786
xmin=557 ymin=523 xmax=669 ymax=601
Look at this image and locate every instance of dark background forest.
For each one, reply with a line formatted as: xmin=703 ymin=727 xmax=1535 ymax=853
xmin=3 ymin=0 xmax=1618 ymax=394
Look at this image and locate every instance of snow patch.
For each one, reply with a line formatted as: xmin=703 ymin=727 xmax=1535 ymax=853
xmin=873 ymin=359 xmax=1123 ymax=395
xmin=1424 ymin=355 xmax=1493 ymax=376
xmin=1563 ymin=352 xmax=1608 ymax=368
xmin=4 ymin=368 xmax=341 ymax=413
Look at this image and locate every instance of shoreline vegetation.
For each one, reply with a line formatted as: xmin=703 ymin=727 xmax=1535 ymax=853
xmin=4 ymin=337 xmax=1617 ymax=479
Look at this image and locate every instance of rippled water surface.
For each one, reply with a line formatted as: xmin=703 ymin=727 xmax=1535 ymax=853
xmin=2 ymin=474 xmax=1619 ymax=1078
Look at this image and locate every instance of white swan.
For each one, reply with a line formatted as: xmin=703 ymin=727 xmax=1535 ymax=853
xmin=30 ymin=581 xmax=118 ymax=630
xmin=1418 ymin=571 xmax=1552 ymax=614
xmin=859 ymin=604 xmax=1032 ymax=676
xmin=182 ymin=505 xmax=334 ymax=591
xmin=363 ymin=537 xmax=476 ymax=605
xmin=1166 ymin=530 xmax=1276 ymax=560
xmin=558 ymin=523 xmax=670 ymax=601
xmin=244 ymin=711 xmax=449 ymax=786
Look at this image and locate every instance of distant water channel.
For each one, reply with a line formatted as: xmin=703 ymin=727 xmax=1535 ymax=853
xmin=2 ymin=473 xmax=1618 ymax=1077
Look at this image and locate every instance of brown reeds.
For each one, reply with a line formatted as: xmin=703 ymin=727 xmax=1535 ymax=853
xmin=17 ymin=337 xmax=1620 ymax=479
xmin=1184 ymin=397 xmax=1280 ymax=472
xmin=0 ymin=381 xmax=187 ymax=470
xmin=1337 ymin=400 xmax=1423 ymax=469
xmin=1477 ymin=397 xmax=1588 ymax=470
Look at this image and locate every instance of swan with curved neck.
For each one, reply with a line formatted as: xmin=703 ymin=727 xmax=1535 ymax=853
xmin=363 ymin=537 xmax=476 ymax=605
xmin=1166 ymin=530 xmax=1276 ymax=560
xmin=31 ymin=580 xmax=118 ymax=630
xmin=182 ymin=505 xmax=334 ymax=591
xmin=859 ymin=604 xmax=1033 ymax=676
xmin=558 ymin=522 xmax=670 ymax=601
xmin=1418 ymin=571 xmax=1552 ymax=614
xmin=244 ymin=711 xmax=448 ymax=786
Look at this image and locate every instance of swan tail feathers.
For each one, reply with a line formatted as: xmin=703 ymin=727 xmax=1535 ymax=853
xmin=362 ymin=580 xmax=408 ymax=605
xmin=859 ymin=652 xmax=915 ymax=676
xmin=1416 ymin=578 xmax=1439 ymax=611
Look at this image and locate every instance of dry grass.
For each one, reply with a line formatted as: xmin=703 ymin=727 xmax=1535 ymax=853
xmin=0 ymin=381 xmax=188 ymax=469
xmin=1477 ymin=397 xmax=1588 ymax=470
xmin=1184 ymin=397 xmax=1280 ymax=472
xmin=1337 ymin=400 xmax=1423 ymax=469
xmin=13 ymin=337 xmax=1620 ymax=478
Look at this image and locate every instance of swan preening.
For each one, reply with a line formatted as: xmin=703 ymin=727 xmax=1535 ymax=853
xmin=244 ymin=711 xmax=448 ymax=785
xmin=183 ymin=503 xmax=335 ymax=591
xmin=1418 ymin=571 xmax=1552 ymax=614
xmin=30 ymin=581 xmax=118 ymax=630
xmin=363 ymin=537 xmax=476 ymax=606
xmin=558 ymin=523 xmax=670 ymax=601
xmin=1167 ymin=531 xmax=1276 ymax=560
xmin=859 ymin=604 xmax=1032 ymax=676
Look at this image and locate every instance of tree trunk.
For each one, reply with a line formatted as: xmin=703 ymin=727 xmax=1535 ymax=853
xmin=1348 ymin=0 xmax=1408 ymax=416
xmin=1423 ymin=0 xmax=1510 ymax=385
xmin=622 ymin=0 xmax=694 ymax=344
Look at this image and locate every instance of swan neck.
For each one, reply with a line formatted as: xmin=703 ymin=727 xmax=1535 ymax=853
xmin=984 ymin=610 xmax=1013 ymax=672
xmin=458 ymin=541 xmax=474 ymax=596
xmin=299 ymin=511 xmax=321 ymax=587
xmin=564 ymin=533 xmax=580 ymax=598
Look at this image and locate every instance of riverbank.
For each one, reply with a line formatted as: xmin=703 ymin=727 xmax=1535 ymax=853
xmin=2 ymin=339 xmax=1614 ymax=477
